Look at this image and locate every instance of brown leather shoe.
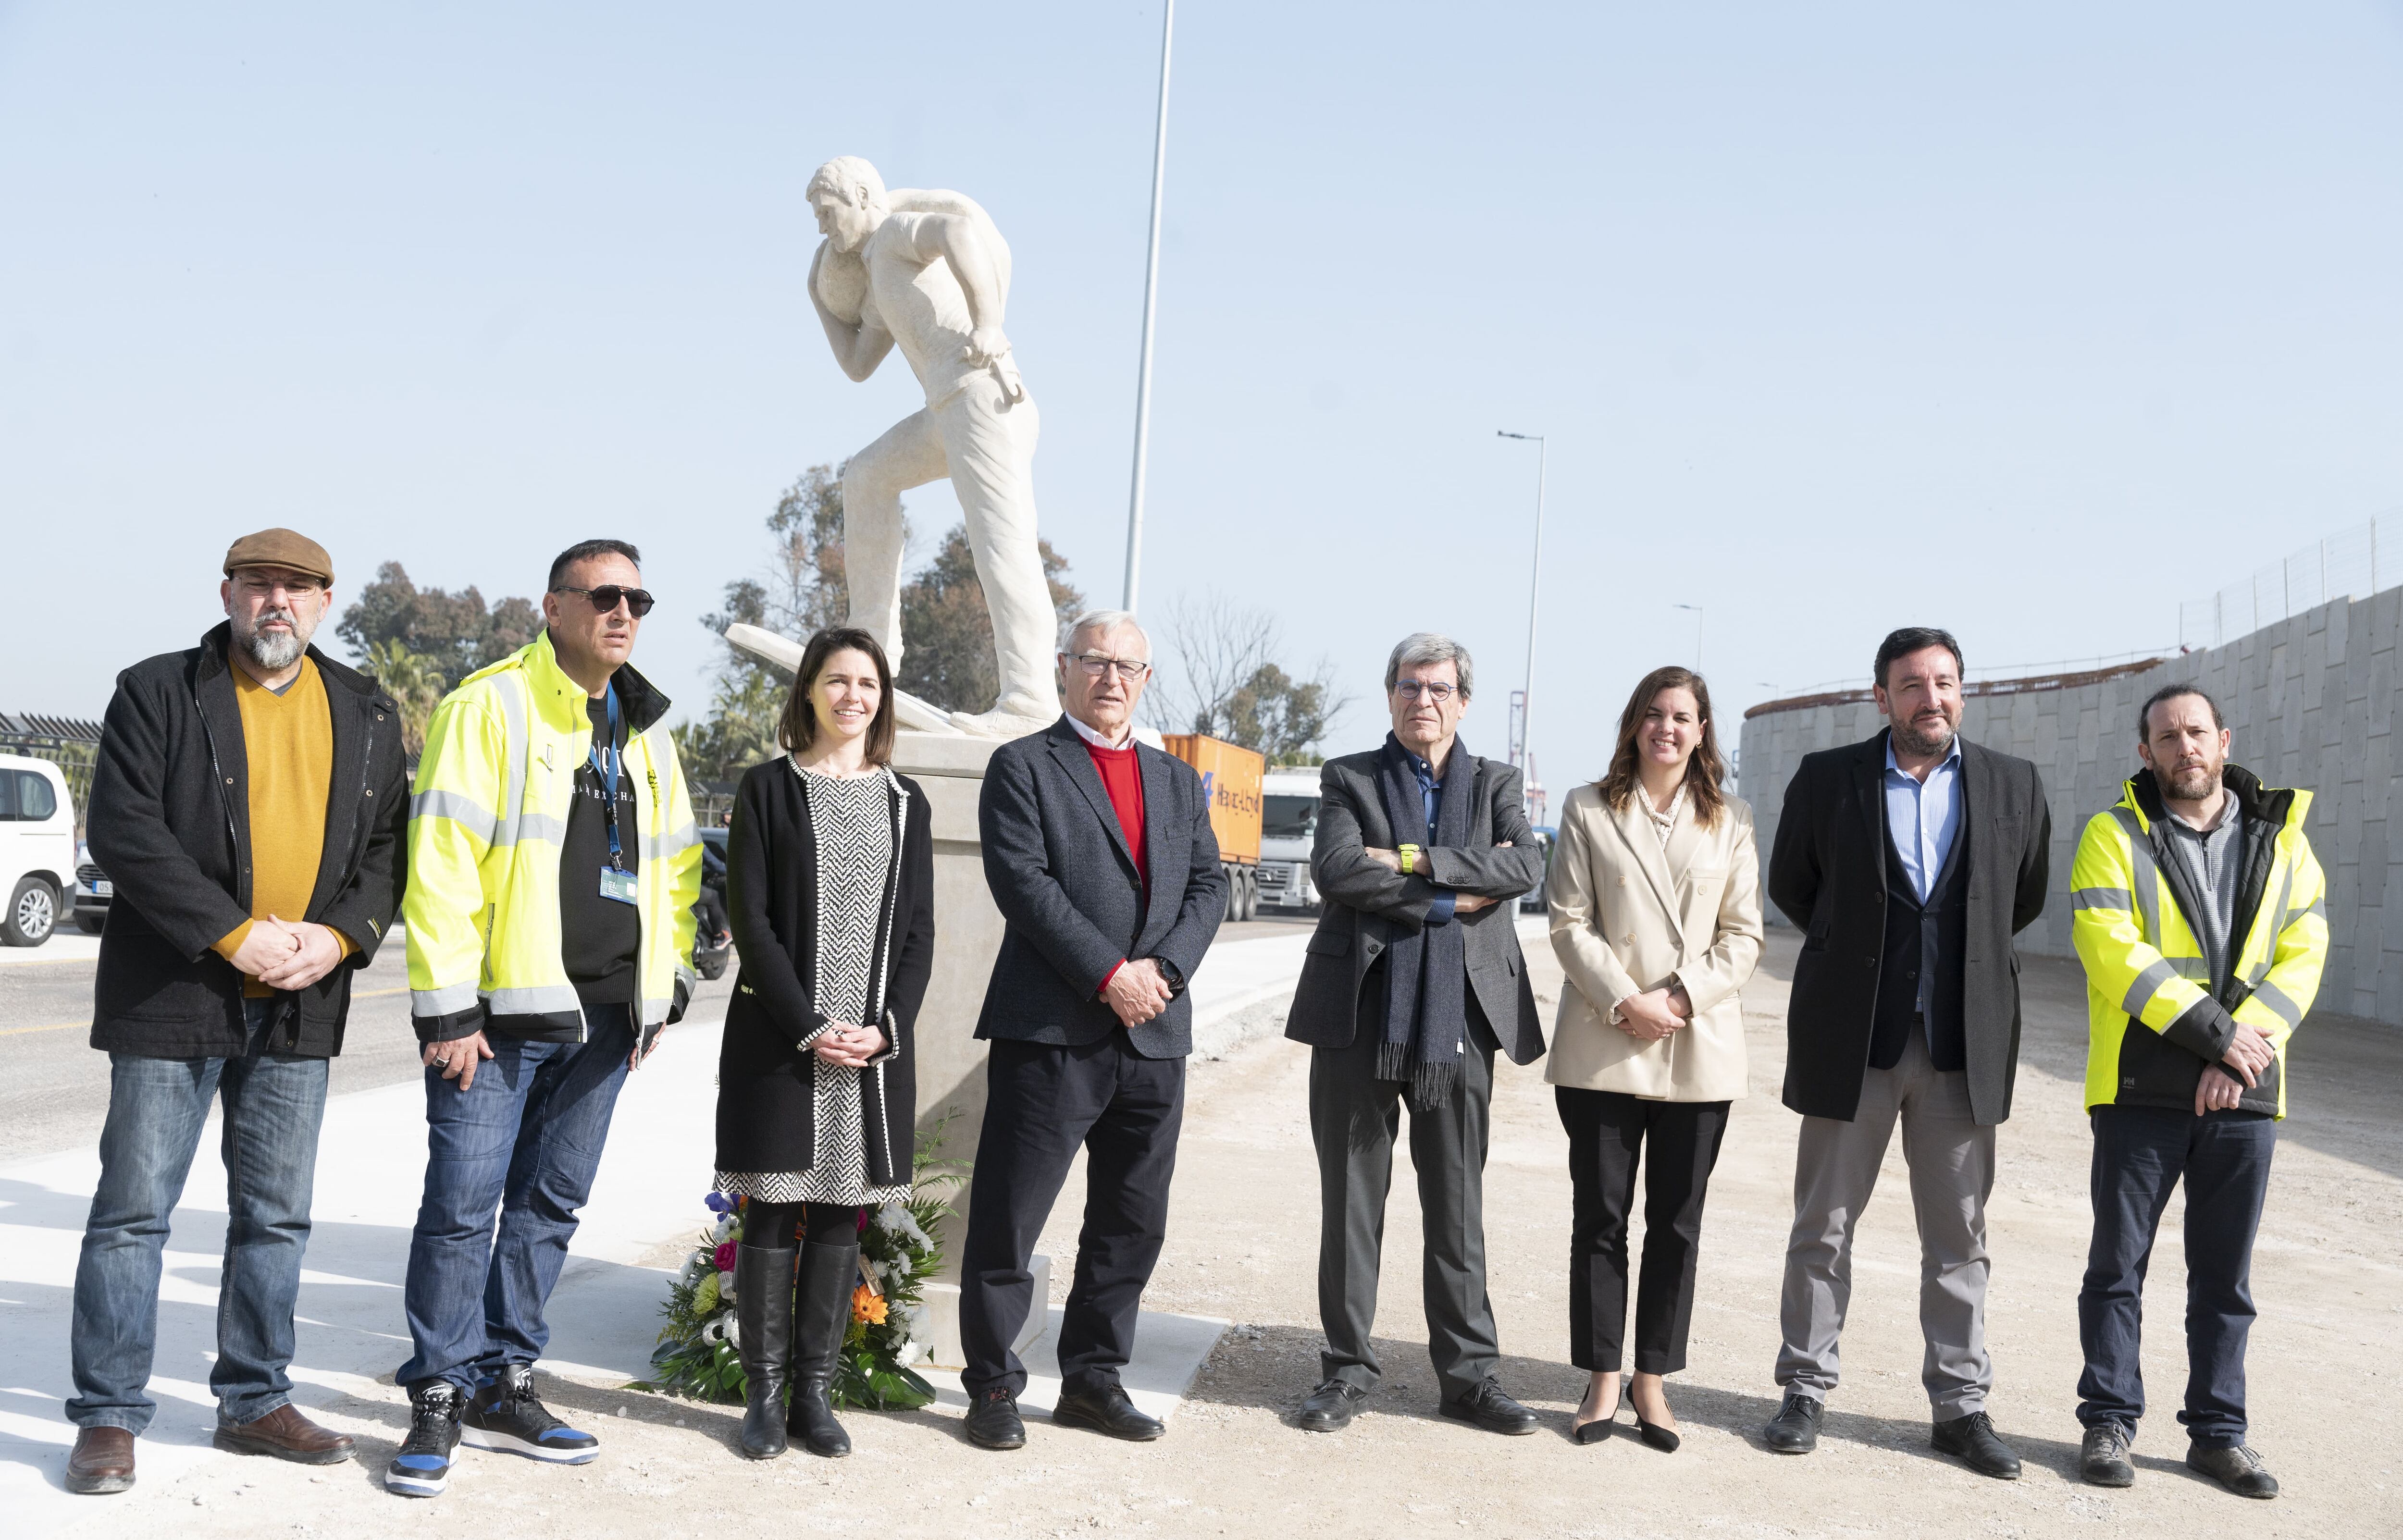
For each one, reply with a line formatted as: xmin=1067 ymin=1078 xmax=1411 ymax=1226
xmin=65 ymin=1426 xmax=136 ymax=1494
xmin=213 ymin=1403 xmax=355 ymax=1465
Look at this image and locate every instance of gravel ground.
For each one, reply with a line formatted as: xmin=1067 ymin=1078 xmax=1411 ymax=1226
xmin=51 ymin=930 xmax=2403 ymax=1539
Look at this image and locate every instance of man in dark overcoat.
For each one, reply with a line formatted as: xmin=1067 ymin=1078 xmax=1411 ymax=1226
xmin=1760 ymin=625 xmax=2051 ymax=1479
xmin=1284 ymin=632 xmax=1548 ymax=1437
xmin=956 ymin=609 xmax=1226 ymax=1450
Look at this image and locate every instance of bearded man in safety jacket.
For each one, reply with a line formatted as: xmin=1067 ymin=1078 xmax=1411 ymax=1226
xmin=2068 ymin=682 xmax=2325 ymax=1503
xmin=387 ymin=538 xmax=701 ymax=1499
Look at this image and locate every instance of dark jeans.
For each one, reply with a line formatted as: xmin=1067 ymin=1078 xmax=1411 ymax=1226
xmin=397 ymin=1006 xmax=635 ymax=1392
xmin=69 ymin=998 xmax=330 ymax=1431
xmin=2077 ymin=1103 xmax=2277 ymax=1449
xmin=959 ymin=1034 xmax=1185 ymax=1398
xmin=1557 ymin=1086 xmax=1730 ymax=1375
xmin=1310 ymin=1012 xmax=1500 ymax=1402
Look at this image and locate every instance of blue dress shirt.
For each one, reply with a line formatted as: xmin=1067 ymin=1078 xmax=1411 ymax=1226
xmin=1407 ymin=749 xmax=1457 ymax=924
xmin=1883 ymin=735 xmax=1962 ymax=904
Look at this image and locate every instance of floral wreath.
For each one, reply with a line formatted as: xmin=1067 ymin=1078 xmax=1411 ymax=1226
xmin=635 ymin=1118 xmax=965 ymax=1410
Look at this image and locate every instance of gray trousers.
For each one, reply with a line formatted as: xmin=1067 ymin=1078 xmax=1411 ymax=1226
xmin=1309 ymin=1018 xmax=1499 ymax=1402
xmin=1775 ymin=1030 xmax=1996 ymax=1418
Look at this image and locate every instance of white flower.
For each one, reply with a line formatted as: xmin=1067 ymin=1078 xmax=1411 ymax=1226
xmin=724 ymin=1313 xmax=742 ymax=1350
xmin=875 ymin=1203 xmax=930 ymax=1250
xmin=710 ymin=1215 xmax=736 ymax=1244
xmin=718 ymin=1270 xmax=735 ymax=1294
xmin=700 ymin=1317 xmax=726 ymax=1345
xmin=896 ymin=1340 xmax=926 ymax=1368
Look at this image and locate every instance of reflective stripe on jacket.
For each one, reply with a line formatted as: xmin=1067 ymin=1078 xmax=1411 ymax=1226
xmin=2069 ymin=764 xmax=2326 ymax=1118
xmin=404 ymin=631 xmax=702 ymax=1042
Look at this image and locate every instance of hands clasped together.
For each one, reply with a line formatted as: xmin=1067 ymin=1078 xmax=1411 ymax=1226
xmin=810 ymin=1020 xmax=890 ymax=1069
xmin=1103 ymin=958 xmax=1175 ymax=1027
xmin=229 ymin=914 xmax=346 ymax=992
xmin=2198 ymin=1020 xmax=2276 ymax=1115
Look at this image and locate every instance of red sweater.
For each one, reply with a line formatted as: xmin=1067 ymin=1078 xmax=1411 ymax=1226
xmin=1085 ymin=738 xmax=1147 ymax=992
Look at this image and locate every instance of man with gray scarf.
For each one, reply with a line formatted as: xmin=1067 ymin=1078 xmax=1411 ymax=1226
xmin=1283 ymin=634 xmax=1548 ymax=1435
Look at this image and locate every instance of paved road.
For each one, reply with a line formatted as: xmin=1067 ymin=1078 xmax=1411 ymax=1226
xmin=0 ymin=946 xmax=738 ymax=1163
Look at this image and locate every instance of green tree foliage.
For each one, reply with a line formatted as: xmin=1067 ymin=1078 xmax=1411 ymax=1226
xmin=896 ymin=525 xmax=1084 ymax=714
xmin=677 ymin=466 xmax=1088 ymax=781
xmin=1151 ymin=593 xmax=1346 ymax=764
xmin=679 ymin=467 xmax=850 ymax=787
xmin=364 ymin=640 xmax=447 ymax=757
xmin=338 ymin=562 xmax=539 ymax=694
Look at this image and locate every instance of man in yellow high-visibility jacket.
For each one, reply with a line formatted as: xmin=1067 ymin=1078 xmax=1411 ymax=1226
xmin=2068 ymin=682 xmax=2325 ymax=1502
xmin=387 ymin=539 xmax=701 ymax=1501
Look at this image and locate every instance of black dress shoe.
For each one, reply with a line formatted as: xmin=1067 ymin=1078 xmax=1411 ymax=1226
xmin=2080 ymin=1423 xmax=2135 ymax=1488
xmin=1438 ymin=1378 xmax=1540 ymax=1436
xmin=1573 ymin=1383 xmax=1626 ymax=1445
xmin=1931 ymin=1411 xmax=2021 ymax=1479
xmin=1296 ymin=1380 xmax=1368 ymax=1433
xmin=1634 ymin=1405 xmax=1681 ymax=1453
xmin=963 ymin=1387 xmax=1027 ymax=1451
xmin=1763 ymin=1392 xmax=1822 ymax=1454
xmin=1053 ymin=1382 xmax=1165 ymax=1442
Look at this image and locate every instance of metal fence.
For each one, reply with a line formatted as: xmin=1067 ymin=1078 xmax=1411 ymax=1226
xmin=0 ymin=711 xmax=105 ymax=831
xmin=2180 ymin=511 xmax=2403 ymax=652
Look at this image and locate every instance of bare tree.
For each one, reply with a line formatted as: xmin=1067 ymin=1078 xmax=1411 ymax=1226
xmin=1148 ymin=593 xmax=1348 ymax=763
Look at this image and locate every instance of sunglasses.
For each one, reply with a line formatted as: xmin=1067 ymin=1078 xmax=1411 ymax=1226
xmin=554 ymin=584 xmax=656 ymax=617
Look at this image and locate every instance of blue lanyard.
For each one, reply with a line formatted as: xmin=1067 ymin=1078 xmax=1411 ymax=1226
xmin=590 ymin=684 xmax=624 ymax=871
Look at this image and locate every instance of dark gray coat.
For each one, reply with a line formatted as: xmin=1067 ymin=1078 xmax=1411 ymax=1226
xmin=973 ymin=717 xmax=1225 ymax=1059
xmin=1768 ymin=730 xmax=2051 ymax=1126
xmin=1285 ymin=746 xmax=1548 ymax=1065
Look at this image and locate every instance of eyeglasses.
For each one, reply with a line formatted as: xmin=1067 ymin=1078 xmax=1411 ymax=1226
xmin=1393 ymin=680 xmax=1458 ymax=703
xmin=233 ymin=573 xmax=325 ymax=598
xmin=554 ymin=585 xmax=656 ymax=617
xmin=1065 ymin=653 xmax=1151 ymax=680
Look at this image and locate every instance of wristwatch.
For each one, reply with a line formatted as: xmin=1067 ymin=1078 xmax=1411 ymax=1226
xmin=1398 ymin=843 xmax=1420 ymax=875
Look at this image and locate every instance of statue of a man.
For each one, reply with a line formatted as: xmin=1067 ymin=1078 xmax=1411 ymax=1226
xmin=805 ymin=155 xmax=1060 ymax=737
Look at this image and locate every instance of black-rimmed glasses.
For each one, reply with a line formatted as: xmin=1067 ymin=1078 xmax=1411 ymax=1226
xmin=1393 ymin=680 xmax=1457 ymax=703
xmin=1066 ymin=653 xmax=1151 ymax=680
xmin=554 ymin=584 xmax=656 ymax=617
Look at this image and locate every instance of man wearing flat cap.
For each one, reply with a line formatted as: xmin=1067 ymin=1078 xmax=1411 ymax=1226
xmin=63 ymin=530 xmax=409 ymax=1496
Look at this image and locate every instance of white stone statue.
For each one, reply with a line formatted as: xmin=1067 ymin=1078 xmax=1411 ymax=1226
xmin=803 ymin=155 xmax=1060 ymax=739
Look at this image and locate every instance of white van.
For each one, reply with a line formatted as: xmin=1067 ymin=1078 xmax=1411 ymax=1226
xmin=1 ymin=753 xmax=77 ymax=946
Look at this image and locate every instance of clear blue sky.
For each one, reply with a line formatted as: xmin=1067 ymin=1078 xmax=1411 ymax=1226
xmin=6 ymin=1 xmax=2402 ymax=797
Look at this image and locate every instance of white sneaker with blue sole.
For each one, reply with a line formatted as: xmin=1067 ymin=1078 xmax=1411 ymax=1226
xmin=460 ymin=1363 xmax=601 ymax=1464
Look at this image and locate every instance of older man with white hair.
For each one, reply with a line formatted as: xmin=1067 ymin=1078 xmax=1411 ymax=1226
xmin=954 ymin=610 xmax=1227 ymax=1451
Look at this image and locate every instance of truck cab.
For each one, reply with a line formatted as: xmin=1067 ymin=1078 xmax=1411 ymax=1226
xmin=1256 ymin=768 xmax=1323 ymax=913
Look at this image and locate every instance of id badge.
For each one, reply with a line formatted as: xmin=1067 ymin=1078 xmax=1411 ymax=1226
xmin=598 ymin=867 xmax=639 ymax=905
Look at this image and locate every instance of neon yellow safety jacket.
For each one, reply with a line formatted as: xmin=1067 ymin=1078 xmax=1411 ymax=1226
xmin=2069 ymin=764 xmax=2326 ymax=1118
xmin=405 ymin=632 xmax=701 ymax=1042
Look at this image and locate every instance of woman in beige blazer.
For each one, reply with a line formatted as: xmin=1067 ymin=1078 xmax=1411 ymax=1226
xmin=1547 ymin=665 xmax=1763 ymax=1451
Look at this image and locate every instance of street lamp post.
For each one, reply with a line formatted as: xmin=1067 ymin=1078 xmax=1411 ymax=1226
xmin=1121 ymin=0 xmax=1176 ymax=613
xmin=1673 ymin=603 xmax=1703 ymax=671
xmin=1497 ymin=431 xmax=1546 ymax=781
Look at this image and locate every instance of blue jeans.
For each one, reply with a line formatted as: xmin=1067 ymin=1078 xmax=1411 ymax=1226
xmin=396 ymin=1006 xmax=634 ymax=1392
xmin=68 ymin=998 xmax=330 ymax=1431
xmin=2077 ymin=1103 xmax=2277 ymax=1448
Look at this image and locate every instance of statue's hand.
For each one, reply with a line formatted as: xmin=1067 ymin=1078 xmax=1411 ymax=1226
xmin=962 ymin=324 xmax=1011 ymax=368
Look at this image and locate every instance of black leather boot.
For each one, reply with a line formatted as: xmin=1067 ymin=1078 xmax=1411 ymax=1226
xmin=734 ymin=1245 xmax=796 ymax=1459
xmin=787 ymin=1241 xmax=858 ymax=1457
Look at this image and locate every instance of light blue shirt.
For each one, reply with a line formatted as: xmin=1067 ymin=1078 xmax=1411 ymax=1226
xmin=1883 ymin=735 xmax=1963 ymax=905
xmin=1406 ymin=749 xmax=1457 ymax=925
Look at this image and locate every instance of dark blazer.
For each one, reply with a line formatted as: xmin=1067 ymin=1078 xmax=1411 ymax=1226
xmin=973 ymin=716 xmax=1225 ymax=1059
xmin=86 ymin=623 xmax=409 ymax=1059
xmin=1285 ymin=746 xmax=1548 ymax=1066
xmin=715 ymin=758 xmax=935 ymax=1186
xmin=1768 ymin=729 xmax=2051 ymax=1126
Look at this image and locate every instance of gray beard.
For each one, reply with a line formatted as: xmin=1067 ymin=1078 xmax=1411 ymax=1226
xmin=235 ymin=608 xmax=308 ymax=671
xmin=1892 ymin=718 xmax=1956 ymax=758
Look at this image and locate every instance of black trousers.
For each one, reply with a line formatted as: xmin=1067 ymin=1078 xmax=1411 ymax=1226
xmin=1556 ymin=1086 xmax=1731 ymax=1375
xmin=2077 ymin=1104 xmax=2276 ymax=1448
xmin=1310 ymin=1004 xmax=1501 ymax=1403
xmin=958 ymin=1034 xmax=1185 ymax=1398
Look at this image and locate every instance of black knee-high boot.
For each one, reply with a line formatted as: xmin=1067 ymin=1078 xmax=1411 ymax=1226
xmin=734 ymin=1244 xmax=796 ymax=1459
xmin=787 ymin=1240 xmax=858 ymax=1457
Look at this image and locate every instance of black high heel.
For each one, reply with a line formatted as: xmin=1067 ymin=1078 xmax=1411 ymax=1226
xmin=1573 ymin=1384 xmax=1628 ymax=1445
xmin=1632 ymin=1386 xmax=1681 ymax=1453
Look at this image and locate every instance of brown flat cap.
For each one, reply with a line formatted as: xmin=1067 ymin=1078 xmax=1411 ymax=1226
xmin=223 ymin=528 xmax=334 ymax=585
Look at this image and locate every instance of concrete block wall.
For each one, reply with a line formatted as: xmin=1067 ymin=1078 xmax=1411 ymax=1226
xmin=1736 ymin=591 xmax=2402 ymax=1025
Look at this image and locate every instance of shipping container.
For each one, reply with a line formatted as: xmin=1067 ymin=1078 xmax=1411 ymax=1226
xmin=1162 ymin=733 xmax=1266 ymax=923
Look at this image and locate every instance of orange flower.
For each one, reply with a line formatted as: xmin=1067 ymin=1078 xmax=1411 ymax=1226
xmin=851 ymin=1284 xmax=888 ymax=1326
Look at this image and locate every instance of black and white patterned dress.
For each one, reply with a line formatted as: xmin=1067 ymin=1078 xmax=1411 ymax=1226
xmin=715 ymin=763 xmax=912 ymax=1207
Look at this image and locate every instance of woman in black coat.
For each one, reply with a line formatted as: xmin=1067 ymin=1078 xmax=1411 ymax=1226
xmin=715 ymin=626 xmax=934 ymax=1461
